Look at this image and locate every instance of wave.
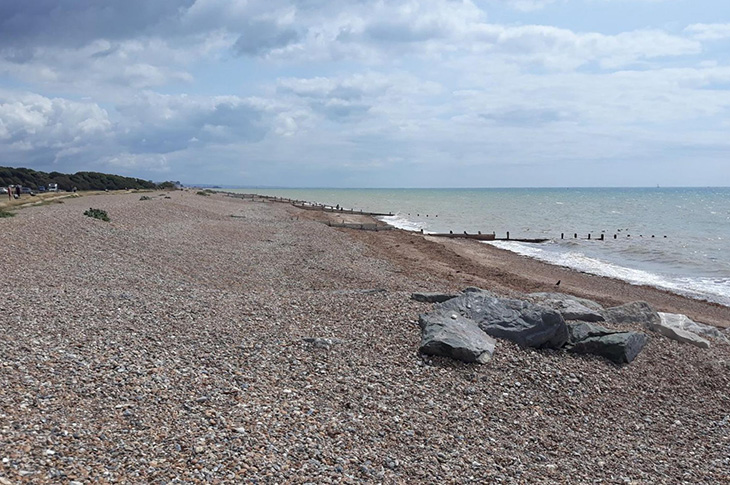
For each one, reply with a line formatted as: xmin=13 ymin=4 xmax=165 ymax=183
xmin=487 ymin=240 xmax=730 ymax=306
xmin=378 ymin=214 xmax=430 ymax=233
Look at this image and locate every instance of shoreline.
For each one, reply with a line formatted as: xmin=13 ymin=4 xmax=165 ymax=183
xmin=224 ymin=189 xmax=730 ymax=320
xmin=278 ymin=194 xmax=730 ymax=329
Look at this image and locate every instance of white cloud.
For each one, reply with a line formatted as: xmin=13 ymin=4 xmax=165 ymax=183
xmin=685 ymin=23 xmax=730 ymax=41
xmin=0 ymin=91 xmax=112 ymax=158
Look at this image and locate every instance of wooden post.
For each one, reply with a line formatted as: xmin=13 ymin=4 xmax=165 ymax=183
xmin=614 ymin=234 xmax=617 ymax=239
xmin=588 ymin=234 xmax=591 ymax=240
xmin=561 ymin=233 xmax=564 ymax=239
xmin=600 ymin=234 xmax=604 ymax=241
xmin=506 ymin=231 xmax=510 ymax=240
xmin=574 ymin=233 xmax=577 ymax=239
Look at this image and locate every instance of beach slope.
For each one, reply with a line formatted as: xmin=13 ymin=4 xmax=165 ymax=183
xmin=1 ymin=190 xmax=728 ymax=483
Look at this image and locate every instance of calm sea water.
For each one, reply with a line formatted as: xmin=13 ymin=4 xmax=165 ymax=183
xmin=228 ymin=188 xmax=730 ymax=306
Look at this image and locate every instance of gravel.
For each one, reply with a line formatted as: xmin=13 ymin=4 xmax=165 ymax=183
xmin=1 ymin=190 xmax=729 ymax=483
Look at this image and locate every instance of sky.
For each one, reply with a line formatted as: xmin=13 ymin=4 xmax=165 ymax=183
xmin=1 ymin=0 xmax=729 ymax=187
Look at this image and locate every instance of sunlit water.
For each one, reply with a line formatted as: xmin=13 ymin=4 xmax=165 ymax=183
xmin=226 ymin=187 xmax=730 ymax=306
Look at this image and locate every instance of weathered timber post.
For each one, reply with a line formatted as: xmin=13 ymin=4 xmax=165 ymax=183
xmin=600 ymin=233 xmax=604 ymax=241
xmin=588 ymin=234 xmax=591 ymax=240
xmin=507 ymin=231 xmax=510 ymax=240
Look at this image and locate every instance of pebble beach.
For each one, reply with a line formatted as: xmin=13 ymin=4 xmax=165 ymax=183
xmin=1 ymin=190 xmax=729 ymax=484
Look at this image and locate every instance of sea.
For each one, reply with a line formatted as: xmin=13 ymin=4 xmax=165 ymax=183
xmin=226 ymin=187 xmax=730 ymax=307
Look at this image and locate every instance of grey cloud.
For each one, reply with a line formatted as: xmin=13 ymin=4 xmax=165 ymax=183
xmin=363 ymin=21 xmax=445 ymax=43
xmin=233 ymin=19 xmax=301 ymax=56
xmin=315 ymin=101 xmax=370 ymax=120
xmin=90 ymin=45 xmax=121 ymax=59
xmin=117 ymin=96 xmax=267 ymax=154
xmin=0 ymin=90 xmax=267 ymax=177
xmin=276 ymin=78 xmax=376 ymax=122
xmin=0 ymin=0 xmax=194 ymax=49
xmin=480 ymin=108 xmax=570 ymax=126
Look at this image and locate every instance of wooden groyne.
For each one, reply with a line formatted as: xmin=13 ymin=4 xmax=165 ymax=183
xmin=428 ymin=232 xmax=497 ymax=241
xmin=223 ymin=192 xmax=394 ymax=217
xmin=292 ymin=203 xmax=393 ymax=217
xmin=427 ymin=232 xmax=549 ymax=243
xmin=326 ymin=222 xmax=393 ymax=231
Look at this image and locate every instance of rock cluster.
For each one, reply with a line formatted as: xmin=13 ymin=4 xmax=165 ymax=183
xmin=419 ymin=290 xmax=723 ymax=365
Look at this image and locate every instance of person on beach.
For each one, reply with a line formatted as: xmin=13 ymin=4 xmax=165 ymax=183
xmin=7 ymin=186 xmax=11 ymax=201
xmin=15 ymin=185 xmax=20 ymax=198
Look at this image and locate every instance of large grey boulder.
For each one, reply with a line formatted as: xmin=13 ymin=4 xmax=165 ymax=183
xmin=603 ymin=301 xmax=661 ymax=327
xmin=569 ymin=332 xmax=648 ymax=364
xmin=411 ymin=292 xmax=459 ymax=303
xmin=529 ymin=292 xmax=605 ymax=322
xmin=566 ymin=322 xmax=649 ymax=364
xmin=658 ymin=312 xmax=727 ymax=342
xmin=431 ymin=290 xmax=568 ymax=349
xmin=419 ymin=313 xmax=496 ymax=364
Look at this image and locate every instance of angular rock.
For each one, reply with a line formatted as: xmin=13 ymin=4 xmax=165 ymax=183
xmin=411 ymin=292 xmax=459 ymax=303
xmin=569 ymin=332 xmax=649 ymax=364
xmin=658 ymin=312 xmax=727 ymax=342
xmin=462 ymin=287 xmax=495 ymax=295
xmin=529 ymin=292 xmax=605 ymax=322
xmin=603 ymin=301 xmax=661 ymax=327
xmin=651 ymin=323 xmax=710 ymax=348
xmin=419 ymin=312 xmax=496 ymax=364
xmin=432 ymin=290 xmax=568 ymax=349
xmin=566 ymin=322 xmax=616 ymax=345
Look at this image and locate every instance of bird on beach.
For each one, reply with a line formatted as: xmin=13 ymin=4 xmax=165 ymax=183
xmin=555 ymin=280 xmax=561 ymax=286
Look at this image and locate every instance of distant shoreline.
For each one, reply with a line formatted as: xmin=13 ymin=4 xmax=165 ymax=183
xmin=222 ymin=189 xmax=730 ymax=324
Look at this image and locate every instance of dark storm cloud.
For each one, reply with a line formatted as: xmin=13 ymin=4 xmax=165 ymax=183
xmin=0 ymin=0 xmax=194 ymax=49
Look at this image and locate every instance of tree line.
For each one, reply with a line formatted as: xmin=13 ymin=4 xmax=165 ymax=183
xmin=0 ymin=166 xmax=180 ymax=191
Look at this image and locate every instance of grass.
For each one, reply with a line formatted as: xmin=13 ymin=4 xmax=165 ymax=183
xmin=0 ymin=209 xmax=15 ymax=218
xmin=196 ymin=191 xmax=210 ymax=196
xmin=140 ymin=195 xmax=152 ymax=201
xmin=84 ymin=208 xmax=110 ymax=222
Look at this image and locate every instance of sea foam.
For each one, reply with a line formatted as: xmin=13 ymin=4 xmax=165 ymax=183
xmin=488 ymin=240 xmax=730 ymax=306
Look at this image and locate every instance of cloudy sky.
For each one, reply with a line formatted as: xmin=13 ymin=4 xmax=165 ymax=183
xmin=1 ymin=0 xmax=729 ymax=187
